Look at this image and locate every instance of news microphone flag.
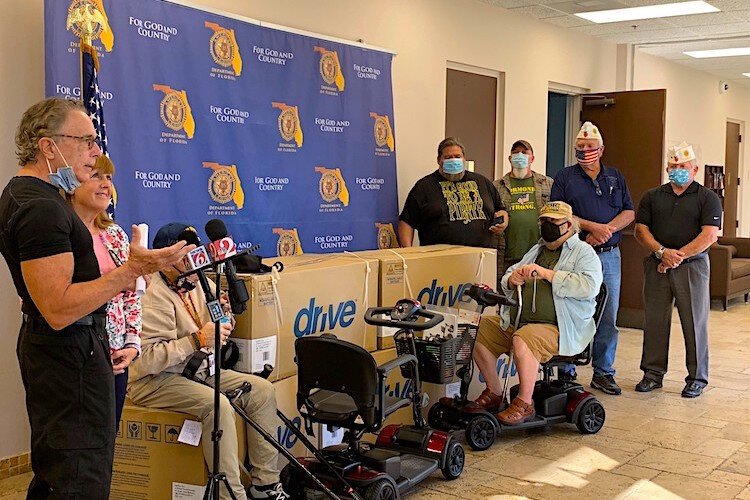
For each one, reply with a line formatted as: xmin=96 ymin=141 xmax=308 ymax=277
xmin=208 ymin=237 xmax=237 ymax=262
xmin=183 ymin=245 xmax=212 ymax=271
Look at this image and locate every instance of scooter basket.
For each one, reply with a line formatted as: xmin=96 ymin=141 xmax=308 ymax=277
xmin=394 ymin=323 xmax=478 ymax=384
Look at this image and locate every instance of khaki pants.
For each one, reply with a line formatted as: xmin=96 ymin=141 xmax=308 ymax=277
xmin=477 ymin=316 xmax=560 ymax=363
xmin=128 ymin=370 xmax=279 ymax=500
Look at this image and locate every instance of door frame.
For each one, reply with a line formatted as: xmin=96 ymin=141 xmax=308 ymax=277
xmin=727 ymin=118 xmax=746 ymax=237
xmin=446 ymin=61 xmax=505 ymax=179
xmin=548 ymin=82 xmax=589 ymax=167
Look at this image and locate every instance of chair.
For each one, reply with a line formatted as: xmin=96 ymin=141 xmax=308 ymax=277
xmin=294 ymin=335 xmax=417 ymax=443
xmin=541 ymin=283 xmax=608 ymax=382
xmin=708 ymin=237 xmax=750 ymax=310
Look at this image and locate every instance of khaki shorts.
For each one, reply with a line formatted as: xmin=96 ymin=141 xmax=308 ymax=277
xmin=476 ymin=315 xmax=560 ymax=363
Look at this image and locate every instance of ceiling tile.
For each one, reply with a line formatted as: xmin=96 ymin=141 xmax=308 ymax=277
xmin=544 ymin=15 xmax=591 ymax=27
xmin=508 ymin=4 xmax=569 ymax=18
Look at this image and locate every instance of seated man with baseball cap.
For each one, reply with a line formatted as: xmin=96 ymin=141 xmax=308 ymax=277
xmin=127 ymin=223 xmax=289 ymax=500
xmin=472 ymin=202 xmax=603 ymax=425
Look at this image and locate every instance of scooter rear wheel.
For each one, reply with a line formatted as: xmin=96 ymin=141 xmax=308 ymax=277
xmin=465 ymin=415 xmax=496 ymax=451
xmin=280 ymin=464 xmax=306 ymax=499
xmin=427 ymin=403 xmax=445 ymax=430
xmin=363 ymin=478 xmax=398 ymax=500
xmin=440 ymin=440 xmax=465 ymax=480
xmin=576 ymin=399 xmax=606 ymax=434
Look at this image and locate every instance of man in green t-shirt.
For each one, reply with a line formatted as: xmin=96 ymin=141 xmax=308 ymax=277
xmin=494 ymin=140 xmax=554 ymax=287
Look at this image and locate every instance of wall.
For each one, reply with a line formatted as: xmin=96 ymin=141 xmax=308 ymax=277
xmin=633 ymin=51 xmax=750 ymax=237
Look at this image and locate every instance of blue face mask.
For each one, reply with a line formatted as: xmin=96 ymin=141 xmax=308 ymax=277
xmin=46 ymin=141 xmax=82 ymax=194
xmin=668 ymin=168 xmax=691 ymax=187
xmin=441 ymin=158 xmax=464 ymax=174
xmin=510 ymin=153 xmax=529 ymax=175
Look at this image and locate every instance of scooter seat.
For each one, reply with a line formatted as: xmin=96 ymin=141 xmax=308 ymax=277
xmin=306 ymin=389 xmax=359 ymax=423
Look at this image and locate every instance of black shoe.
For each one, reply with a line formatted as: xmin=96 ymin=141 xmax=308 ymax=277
xmin=635 ymin=377 xmax=662 ymax=392
xmin=558 ymin=371 xmax=577 ymax=382
xmin=682 ymin=382 xmax=705 ymax=398
xmin=591 ymin=374 xmax=622 ymax=395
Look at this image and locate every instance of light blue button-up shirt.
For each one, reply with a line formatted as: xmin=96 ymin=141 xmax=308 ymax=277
xmin=499 ymin=234 xmax=603 ymax=356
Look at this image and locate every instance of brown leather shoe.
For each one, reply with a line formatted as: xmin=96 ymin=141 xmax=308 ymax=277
xmin=497 ymin=397 xmax=536 ymax=425
xmin=473 ymin=388 xmax=504 ymax=411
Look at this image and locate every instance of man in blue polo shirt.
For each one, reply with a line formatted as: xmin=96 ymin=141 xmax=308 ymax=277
xmin=550 ymin=122 xmax=634 ymax=395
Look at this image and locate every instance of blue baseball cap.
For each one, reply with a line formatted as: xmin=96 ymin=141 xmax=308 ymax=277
xmin=152 ymin=222 xmax=200 ymax=249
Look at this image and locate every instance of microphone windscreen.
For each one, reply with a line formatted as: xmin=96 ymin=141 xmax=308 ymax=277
xmin=205 ymin=219 xmax=228 ymax=241
xmin=177 ymin=227 xmax=201 ymax=247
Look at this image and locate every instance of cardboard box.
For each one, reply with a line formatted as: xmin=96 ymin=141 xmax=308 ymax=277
xmin=356 ymin=245 xmax=496 ymax=349
xmin=110 ymin=404 xmax=247 ymax=500
xmin=231 ymin=254 xmax=379 ymax=381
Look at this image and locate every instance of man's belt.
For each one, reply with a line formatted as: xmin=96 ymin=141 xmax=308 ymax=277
xmin=22 ymin=313 xmax=103 ymax=327
xmin=594 ymin=244 xmax=618 ymax=253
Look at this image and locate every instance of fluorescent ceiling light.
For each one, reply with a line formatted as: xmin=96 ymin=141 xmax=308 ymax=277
xmin=684 ymin=47 xmax=750 ymax=58
xmin=575 ymin=1 xmax=719 ymax=24
xmin=744 ymin=73 xmax=750 ymax=78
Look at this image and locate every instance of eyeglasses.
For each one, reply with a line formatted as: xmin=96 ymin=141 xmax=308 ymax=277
xmin=52 ymin=134 xmax=99 ymax=150
xmin=591 ymin=179 xmax=603 ymax=197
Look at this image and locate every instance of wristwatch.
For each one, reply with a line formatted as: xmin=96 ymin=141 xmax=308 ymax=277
xmin=654 ymin=247 xmax=665 ymax=260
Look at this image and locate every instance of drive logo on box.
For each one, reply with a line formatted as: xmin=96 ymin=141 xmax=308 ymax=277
xmin=293 ymin=298 xmax=357 ymax=338
xmin=417 ymin=280 xmax=472 ymax=308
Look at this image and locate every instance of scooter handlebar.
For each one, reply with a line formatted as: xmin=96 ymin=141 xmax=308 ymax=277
xmin=465 ymin=284 xmax=518 ymax=308
xmin=364 ymin=306 xmax=444 ymax=331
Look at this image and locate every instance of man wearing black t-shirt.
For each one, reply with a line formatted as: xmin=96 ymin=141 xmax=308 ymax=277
xmin=0 ymin=98 xmax=192 ymax=498
xmin=634 ymin=142 xmax=721 ymax=399
xmin=398 ymin=137 xmax=508 ymax=249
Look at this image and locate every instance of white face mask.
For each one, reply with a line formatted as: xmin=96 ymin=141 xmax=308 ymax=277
xmin=45 ymin=140 xmax=81 ymax=194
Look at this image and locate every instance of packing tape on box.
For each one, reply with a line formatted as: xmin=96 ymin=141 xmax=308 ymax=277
xmin=342 ymin=251 xmax=372 ymax=347
xmin=270 ymin=265 xmax=283 ymax=372
xmin=476 ymin=249 xmax=495 ymax=285
xmin=386 ymin=249 xmax=414 ymax=298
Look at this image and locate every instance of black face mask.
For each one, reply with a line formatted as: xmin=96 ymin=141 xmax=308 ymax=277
xmin=540 ymin=220 xmax=568 ymax=243
xmin=162 ymin=267 xmax=198 ymax=293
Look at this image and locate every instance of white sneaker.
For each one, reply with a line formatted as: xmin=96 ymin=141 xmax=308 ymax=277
xmin=248 ymin=483 xmax=291 ymax=500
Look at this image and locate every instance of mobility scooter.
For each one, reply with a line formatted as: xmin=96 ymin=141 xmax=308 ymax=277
xmin=425 ymin=283 xmax=608 ymax=451
xmin=277 ymin=300 xmax=466 ymax=499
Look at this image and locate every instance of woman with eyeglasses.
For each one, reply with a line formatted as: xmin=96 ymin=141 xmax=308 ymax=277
xmin=69 ymin=155 xmax=142 ymax=426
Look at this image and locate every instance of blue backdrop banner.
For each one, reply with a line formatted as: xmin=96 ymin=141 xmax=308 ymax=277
xmin=45 ymin=0 xmax=399 ymax=256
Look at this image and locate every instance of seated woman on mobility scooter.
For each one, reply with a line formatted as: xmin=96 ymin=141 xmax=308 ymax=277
xmin=473 ymin=201 xmax=603 ymax=425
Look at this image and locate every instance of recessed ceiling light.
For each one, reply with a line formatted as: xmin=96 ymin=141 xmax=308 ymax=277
xmin=684 ymin=47 xmax=750 ymax=58
xmin=575 ymin=1 xmax=719 ymax=24
xmin=743 ymin=73 xmax=750 ymax=78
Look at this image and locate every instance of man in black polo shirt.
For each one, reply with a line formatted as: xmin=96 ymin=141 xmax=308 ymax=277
xmin=0 ymin=98 xmax=192 ymax=498
xmin=550 ymin=122 xmax=634 ymax=395
xmin=398 ymin=136 xmax=508 ymax=248
xmin=634 ymin=142 xmax=721 ymax=398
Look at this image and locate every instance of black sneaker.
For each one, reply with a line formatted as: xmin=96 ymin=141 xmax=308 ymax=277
xmin=591 ymin=374 xmax=622 ymax=395
xmin=635 ymin=377 xmax=662 ymax=393
xmin=682 ymin=381 xmax=705 ymax=398
xmin=248 ymin=483 xmax=290 ymax=500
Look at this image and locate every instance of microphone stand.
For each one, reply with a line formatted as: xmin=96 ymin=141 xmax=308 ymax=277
xmin=196 ymin=263 xmax=237 ymax=500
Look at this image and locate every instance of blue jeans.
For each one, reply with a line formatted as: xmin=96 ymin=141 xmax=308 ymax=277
xmin=561 ymin=247 xmax=621 ymax=377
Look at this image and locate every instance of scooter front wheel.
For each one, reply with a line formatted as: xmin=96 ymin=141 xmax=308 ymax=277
xmin=440 ymin=440 xmax=465 ymax=480
xmin=363 ymin=478 xmax=398 ymax=500
xmin=465 ymin=415 xmax=496 ymax=451
xmin=576 ymin=399 xmax=606 ymax=434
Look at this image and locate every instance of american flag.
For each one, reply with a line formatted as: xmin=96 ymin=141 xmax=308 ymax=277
xmin=81 ymin=42 xmax=115 ymax=218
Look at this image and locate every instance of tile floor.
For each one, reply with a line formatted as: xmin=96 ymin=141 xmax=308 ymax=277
xmin=1 ymin=299 xmax=749 ymax=499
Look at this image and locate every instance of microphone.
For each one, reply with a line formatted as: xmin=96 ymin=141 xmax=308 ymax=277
xmin=205 ymin=219 xmax=249 ymax=315
xmin=176 ymin=228 xmax=223 ymax=322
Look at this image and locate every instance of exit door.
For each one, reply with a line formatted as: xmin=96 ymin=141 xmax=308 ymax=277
xmin=725 ymin=122 xmax=741 ymax=237
xmin=580 ymin=89 xmax=667 ymax=329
